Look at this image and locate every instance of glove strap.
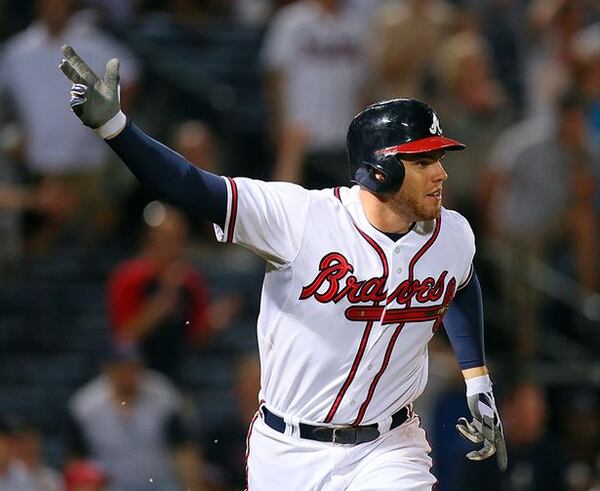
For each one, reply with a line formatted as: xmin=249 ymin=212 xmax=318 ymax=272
xmin=465 ymin=374 xmax=492 ymax=397
xmin=94 ymin=111 xmax=127 ymax=140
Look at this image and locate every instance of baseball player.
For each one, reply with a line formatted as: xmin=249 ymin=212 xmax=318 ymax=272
xmin=59 ymin=45 xmax=507 ymax=490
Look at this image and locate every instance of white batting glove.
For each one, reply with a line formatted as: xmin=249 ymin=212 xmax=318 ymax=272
xmin=59 ymin=44 xmax=126 ymax=139
xmin=456 ymin=375 xmax=508 ymax=471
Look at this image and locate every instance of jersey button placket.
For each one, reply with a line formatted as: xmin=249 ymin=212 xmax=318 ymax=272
xmin=386 ymin=247 xmax=407 ymax=323
xmin=394 ymin=247 xmax=403 ymax=277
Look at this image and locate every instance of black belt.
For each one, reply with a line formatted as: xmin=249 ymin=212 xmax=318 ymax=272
xmin=261 ymin=405 xmax=409 ymax=445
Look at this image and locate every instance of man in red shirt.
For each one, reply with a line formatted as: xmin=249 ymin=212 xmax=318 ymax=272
xmin=107 ymin=204 xmax=219 ymax=381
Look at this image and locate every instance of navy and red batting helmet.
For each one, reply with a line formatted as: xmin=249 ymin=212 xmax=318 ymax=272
xmin=347 ymin=98 xmax=466 ymax=193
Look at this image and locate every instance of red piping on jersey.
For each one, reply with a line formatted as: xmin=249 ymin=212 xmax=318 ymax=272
xmin=243 ymin=401 xmax=264 ymax=491
xmin=353 ymin=215 xmax=443 ymax=425
xmin=226 ymin=177 xmax=238 ymax=243
xmin=354 ymin=225 xmax=389 ymax=277
xmin=325 ymin=187 xmax=389 ymax=424
xmin=353 ymin=323 xmax=405 ymax=425
xmin=408 ymin=218 xmax=442 ymax=284
xmin=324 ymin=321 xmax=374 ymax=423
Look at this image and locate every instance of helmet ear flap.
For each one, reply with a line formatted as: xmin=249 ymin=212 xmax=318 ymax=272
xmin=366 ymin=155 xmax=405 ymax=193
xmin=351 ymin=155 xmax=404 ymax=193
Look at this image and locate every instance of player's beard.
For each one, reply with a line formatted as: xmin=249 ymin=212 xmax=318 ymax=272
xmin=392 ymin=185 xmax=442 ymax=222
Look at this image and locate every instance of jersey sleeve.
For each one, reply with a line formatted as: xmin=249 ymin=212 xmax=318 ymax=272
xmin=445 ymin=210 xmax=476 ymax=289
xmin=214 ymin=177 xmax=310 ymax=267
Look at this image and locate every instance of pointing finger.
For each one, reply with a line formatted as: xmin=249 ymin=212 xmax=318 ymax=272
xmin=59 ymin=59 xmax=85 ymax=84
xmin=61 ymin=44 xmax=99 ymax=85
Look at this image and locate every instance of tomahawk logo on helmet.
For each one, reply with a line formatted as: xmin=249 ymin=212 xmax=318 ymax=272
xmin=347 ymin=98 xmax=465 ymax=194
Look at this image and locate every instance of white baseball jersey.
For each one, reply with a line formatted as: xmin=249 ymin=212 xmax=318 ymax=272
xmin=215 ymin=179 xmax=474 ymax=426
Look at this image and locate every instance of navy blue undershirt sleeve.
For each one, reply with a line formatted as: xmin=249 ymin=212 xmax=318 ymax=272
xmin=106 ymin=121 xmax=227 ymax=228
xmin=444 ymin=269 xmax=486 ymax=370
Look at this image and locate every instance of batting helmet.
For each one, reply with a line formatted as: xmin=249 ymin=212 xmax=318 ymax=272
xmin=347 ymin=98 xmax=466 ymax=193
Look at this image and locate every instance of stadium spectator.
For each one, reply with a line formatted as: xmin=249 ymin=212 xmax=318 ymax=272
xmin=468 ymin=0 xmax=528 ymax=114
xmin=0 ymin=417 xmax=37 ymax=491
xmin=570 ymin=23 xmax=600 ymax=145
xmin=107 ymin=204 xmax=240 ymax=381
xmin=368 ymin=0 xmax=457 ymax=102
xmin=433 ymin=29 xmax=512 ymax=225
xmin=113 ymin=120 xmax=224 ymax=249
xmin=77 ymin=0 xmax=142 ymax=29
xmin=231 ymin=0 xmax=274 ymax=27
xmin=63 ymin=460 xmax=106 ymax=491
xmin=200 ymin=352 xmax=260 ymax=490
xmin=523 ymin=0 xmax=591 ymax=117
xmin=560 ymin=391 xmax=600 ymax=491
xmin=138 ymin=0 xmax=221 ymax=32
xmin=493 ymin=91 xmax=600 ymax=268
xmin=65 ymin=344 xmax=204 ymax=491
xmin=261 ymin=0 xmax=369 ymax=187
xmin=482 ymin=91 xmax=600 ymax=357
xmin=13 ymin=424 xmax=64 ymax=491
xmin=457 ymin=382 xmax=568 ymax=491
xmin=0 ymin=0 xmax=140 ymax=251
xmin=477 ymin=114 xmax=552 ymax=240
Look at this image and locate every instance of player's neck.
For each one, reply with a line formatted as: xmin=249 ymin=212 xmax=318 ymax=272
xmin=359 ymin=188 xmax=414 ymax=234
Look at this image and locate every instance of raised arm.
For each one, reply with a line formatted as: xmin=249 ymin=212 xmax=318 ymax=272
xmin=58 ymin=44 xmax=227 ymax=227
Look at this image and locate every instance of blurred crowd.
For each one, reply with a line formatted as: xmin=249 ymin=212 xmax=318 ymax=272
xmin=0 ymin=0 xmax=598 ymax=490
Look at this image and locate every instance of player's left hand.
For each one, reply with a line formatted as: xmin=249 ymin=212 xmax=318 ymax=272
xmin=59 ymin=44 xmax=121 ymax=130
xmin=456 ymin=383 xmax=508 ymax=471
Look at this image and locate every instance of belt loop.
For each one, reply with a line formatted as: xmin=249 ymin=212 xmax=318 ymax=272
xmin=284 ymin=413 xmax=300 ymax=437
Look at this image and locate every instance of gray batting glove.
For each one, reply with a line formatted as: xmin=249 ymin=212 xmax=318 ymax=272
xmin=456 ymin=378 xmax=508 ymax=471
xmin=59 ymin=44 xmax=122 ymax=133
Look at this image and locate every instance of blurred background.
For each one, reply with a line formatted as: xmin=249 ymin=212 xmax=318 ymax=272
xmin=0 ymin=0 xmax=598 ymax=490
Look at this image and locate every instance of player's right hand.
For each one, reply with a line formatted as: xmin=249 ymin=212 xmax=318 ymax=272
xmin=59 ymin=44 xmax=121 ymax=130
xmin=456 ymin=389 xmax=508 ymax=472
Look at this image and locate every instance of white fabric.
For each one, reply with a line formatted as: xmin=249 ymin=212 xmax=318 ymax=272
xmin=465 ymin=374 xmax=492 ymax=397
xmin=260 ymin=1 xmax=368 ymax=151
xmin=95 ymin=110 xmax=127 ymax=139
xmin=69 ymin=371 xmax=181 ymax=491
xmin=248 ymin=415 xmax=436 ymax=490
xmin=215 ymin=181 xmax=475 ymax=425
xmin=0 ymin=461 xmax=37 ymax=491
xmin=0 ymin=16 xmax=139 ymax=174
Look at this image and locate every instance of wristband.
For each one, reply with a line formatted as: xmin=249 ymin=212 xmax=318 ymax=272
xmin=94 ymin=111 xmax=127 ymax=140
xmin=465 ymin=374 xmax=492 ymax=397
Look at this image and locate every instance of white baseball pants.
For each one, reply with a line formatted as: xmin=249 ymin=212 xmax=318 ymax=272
xmin=246 ymin=413 xmax=436 ymax=490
